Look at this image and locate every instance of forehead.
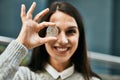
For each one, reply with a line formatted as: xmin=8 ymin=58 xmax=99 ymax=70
xmin=49 ymin=11 xmax=78 ymax=28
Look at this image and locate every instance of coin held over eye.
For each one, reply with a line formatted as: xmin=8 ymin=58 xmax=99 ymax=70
xmin=47 ymin=26 xmax=58 ymax=37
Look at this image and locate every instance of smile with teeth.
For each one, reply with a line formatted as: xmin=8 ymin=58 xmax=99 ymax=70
xmin=55 ymin=47 xmax=69 ymax=52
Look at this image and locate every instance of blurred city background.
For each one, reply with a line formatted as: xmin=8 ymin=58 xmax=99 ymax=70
xmin=0 ymin=0 xmax=120 ymax=80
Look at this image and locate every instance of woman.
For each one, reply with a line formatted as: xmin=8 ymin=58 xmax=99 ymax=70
xmin=0 ymin=1 xmax=101 ymax=80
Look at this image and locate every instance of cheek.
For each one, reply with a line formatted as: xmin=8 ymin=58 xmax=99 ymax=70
xmin=73 ymin=35 xmax=79 ymax=48
xmin=45 ymin=43 xmax=52 ymax=57
xmin=45 ymin=42 xmax=52 ymax=49
xmin=45 ymin=41 xmax=55 ymax=53
xmin=68 ymin=37 xmax=79 ymax=56
xmin=45 ymin=43 xmax=49 ymax=53
xmin=75 ymin=35 xmax=79 ymax=41
xmin=72 ymin=35 xmax=79 ymax=44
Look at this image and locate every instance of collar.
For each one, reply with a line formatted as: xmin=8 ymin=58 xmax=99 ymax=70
xmin=45 ymin=63 xmax=74 ymax=79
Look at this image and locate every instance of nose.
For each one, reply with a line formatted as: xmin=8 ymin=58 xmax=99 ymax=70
xmin=57 ymin=32 xmax=68 ymax=45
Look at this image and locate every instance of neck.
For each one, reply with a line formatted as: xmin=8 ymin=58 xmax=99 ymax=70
xmin=49 ymin=59 xmax=72 ymax=72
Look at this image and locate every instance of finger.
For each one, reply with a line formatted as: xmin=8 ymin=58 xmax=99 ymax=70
xmin=37 ymin=22 xmax=56 ymax=31
xmin=34 ymin=8 xmax=49 ymax=22
xmin=27 ymin=2 xmax=36 ymax=15
xmin=21 ymin=4 xmax=26 ymax=18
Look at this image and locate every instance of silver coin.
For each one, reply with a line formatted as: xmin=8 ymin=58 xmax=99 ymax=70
xmin=46 ymin=26 xmax=58 ymax=37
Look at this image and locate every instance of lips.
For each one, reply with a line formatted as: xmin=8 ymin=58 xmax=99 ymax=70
xmin=54 ymin=47 xmax=70 ymax=53
xmin=56 ymin=47 xmax=68 ymax=51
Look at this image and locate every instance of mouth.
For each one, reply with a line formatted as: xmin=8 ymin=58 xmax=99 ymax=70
xmin=53 ymin=47 xmax=70 ymax=53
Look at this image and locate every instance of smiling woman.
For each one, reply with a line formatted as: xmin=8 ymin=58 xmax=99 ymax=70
xmin=0 ymin=1 xmax=101 ymax=80
xmin=44 ymin=10 xmax=79 ymax=71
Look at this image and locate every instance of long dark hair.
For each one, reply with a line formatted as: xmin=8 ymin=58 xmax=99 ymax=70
xmin=28 ymin=1 xmax=101 ymax=80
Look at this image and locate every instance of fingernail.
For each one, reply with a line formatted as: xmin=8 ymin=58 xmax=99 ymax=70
xmin=21 ymin=4 xmax=24 ymax=7
xmin=33 ymin=2 xmax=36 ymax=5
xmin=46 ymin=8 xmax=49 ymax=11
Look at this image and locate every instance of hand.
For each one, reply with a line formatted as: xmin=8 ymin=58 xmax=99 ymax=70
xmin=16 ymin=2 xmax=57 ymax=49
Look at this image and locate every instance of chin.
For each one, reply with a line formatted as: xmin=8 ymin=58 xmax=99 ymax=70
xmin=54 ymin=57 xmax=70 ymax=63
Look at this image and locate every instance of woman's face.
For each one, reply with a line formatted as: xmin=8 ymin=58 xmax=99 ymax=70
xmin=45 ymin=11 xmax=79 ymax=64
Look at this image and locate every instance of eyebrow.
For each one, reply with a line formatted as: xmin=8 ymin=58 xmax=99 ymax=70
xmin=57 ymin=26 xmax=78 ymax=29
xmin=68 ymin=26 xmax=78 ymax=29
xmin=57 ymin=26 xmax=78 ymax=32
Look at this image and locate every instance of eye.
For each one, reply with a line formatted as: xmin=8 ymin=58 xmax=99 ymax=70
xmin=66 ymin=29 xmax=76 ymax=35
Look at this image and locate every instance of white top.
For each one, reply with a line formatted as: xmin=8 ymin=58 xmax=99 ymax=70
xmin=45 ymin=63 xmax=74 ymax=79
xmin=0 ymin=40 xmax=101 ymax=80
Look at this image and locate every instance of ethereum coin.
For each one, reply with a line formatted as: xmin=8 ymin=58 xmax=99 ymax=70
xmin=47 ymin=26 xmax=58 ymax=37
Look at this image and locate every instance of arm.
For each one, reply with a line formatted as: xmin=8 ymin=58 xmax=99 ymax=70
xmin=0 ymin=40 xmax=28 ymax=80
xmin=0 ymin=2 xmax=56 ymax=80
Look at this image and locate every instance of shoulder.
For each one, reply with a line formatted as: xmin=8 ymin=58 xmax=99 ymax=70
xmin=15 ymin=66 xmax=34 ymax=77
xmin=13 ymin=66 xmax=32 ymax=80
xmin=15 ymin=66 xmax=31 ymax=75
xmin=16 ymin=66 xmax=55 ymax=80
xmin=14 ymin=66 xmax=40 ymax=80
xmin=18 ymin=66 xmax=30 ymax=72
xmin=72 ymin=71 xmax=101 ymax=80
